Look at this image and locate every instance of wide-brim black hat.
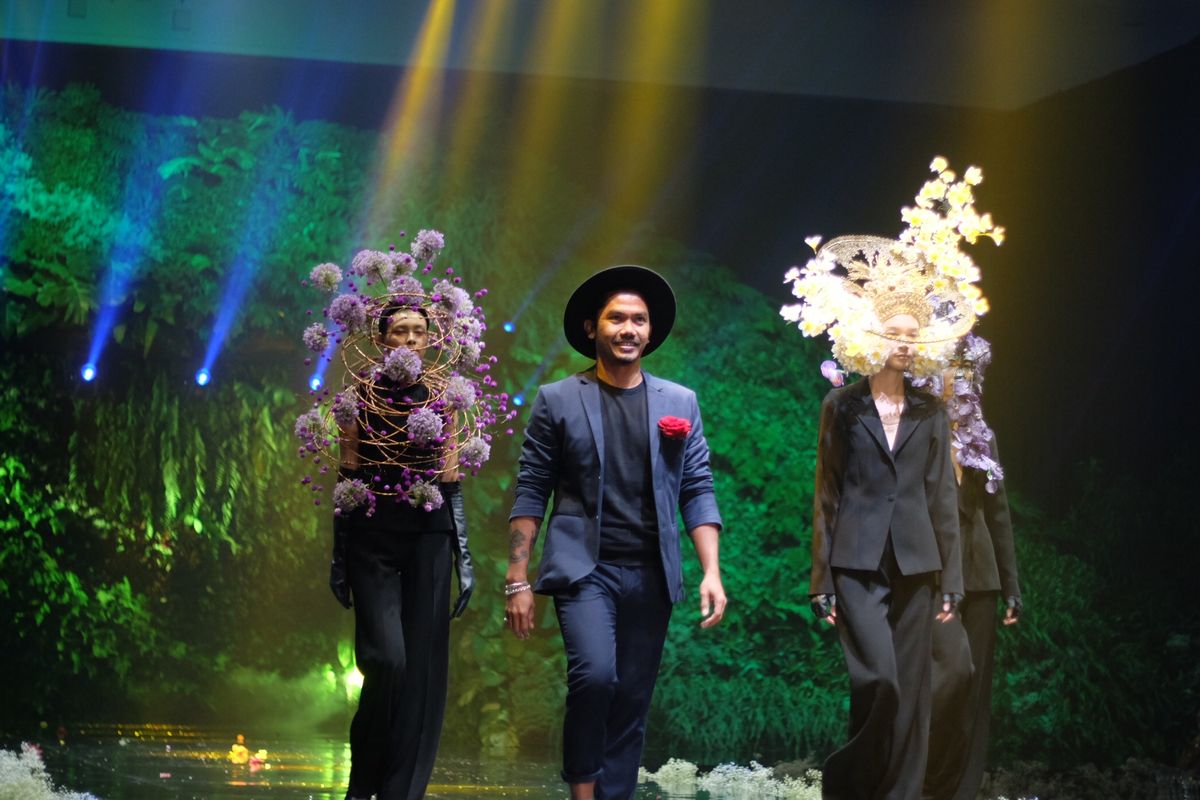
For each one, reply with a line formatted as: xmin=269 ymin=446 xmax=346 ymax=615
xmin=563 ymin=265 xmax=676 ymax=359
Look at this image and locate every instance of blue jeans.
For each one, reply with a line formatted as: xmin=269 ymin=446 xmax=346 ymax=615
xmin=553 ymin=562 xmax=673 ymax=800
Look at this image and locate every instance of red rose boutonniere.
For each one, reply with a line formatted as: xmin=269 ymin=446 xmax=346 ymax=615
xmin=658 ymin=415 xmax=692 ymax=440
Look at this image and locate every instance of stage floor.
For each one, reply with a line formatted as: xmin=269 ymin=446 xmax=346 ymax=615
xmin=29 ymin=724 xmax=673 ymax=799
xmin=21 ymin=723 xmax=1195 ymax=799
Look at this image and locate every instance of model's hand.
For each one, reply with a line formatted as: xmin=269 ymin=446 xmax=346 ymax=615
xmin=451 ymin=550 xmax=474 ymax=619
xmin=443 ymin=482 xmax=474 ymax=618
xmin=811 ymin=594 xmax=836 ymax=625
xmin=506 ymin=585 xmax=536 ymax=640
xmin=936 ymin=592 xmax=962 ymax=623
xmin=1003 ymin=595 xmax=1022 ymax=626
xmin=698 ymin=572 xmax=727 ymax=628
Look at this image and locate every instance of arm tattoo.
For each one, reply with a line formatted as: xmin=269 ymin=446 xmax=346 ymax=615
xmin=508 ymin=529 xmax=529 ymax=564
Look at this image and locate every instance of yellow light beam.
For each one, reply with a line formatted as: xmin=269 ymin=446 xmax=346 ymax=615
xmin=597 ymin=0 xmax=708 ymax=244
xmin=501 ymin=0 xmax=605 ymax=213
xmin=365 ymin=0 xmax=458 ymax=237
xmin=441 ymin=0 xmax=516 ymax=195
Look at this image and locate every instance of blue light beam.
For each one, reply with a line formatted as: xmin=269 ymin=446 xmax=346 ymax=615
xmin=200 ymin=125 xmax=300 ymax=382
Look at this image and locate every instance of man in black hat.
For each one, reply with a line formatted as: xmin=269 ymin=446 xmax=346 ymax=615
xmin=504 ymin=265 xmax=727 ymax=800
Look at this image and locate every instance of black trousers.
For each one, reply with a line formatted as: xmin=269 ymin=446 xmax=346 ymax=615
xmin=925 ymin=591 xmax=1000 ymax=800
xmin=346 ymin=527 xmax=452 ymax=800
xmin=824 ymin=543 xmax=936 ymax=800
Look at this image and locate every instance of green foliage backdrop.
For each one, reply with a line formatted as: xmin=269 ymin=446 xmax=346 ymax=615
xmin=2 ymin=83 xmax=1197 ymax=771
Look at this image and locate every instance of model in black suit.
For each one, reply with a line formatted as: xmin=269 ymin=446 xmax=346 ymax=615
xmin=924 ymin=431 xmax=1021 ymax=800
xmin=810 ymin=314 xmax=963 ymax=800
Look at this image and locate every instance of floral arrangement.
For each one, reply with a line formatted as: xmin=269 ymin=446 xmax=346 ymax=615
xmin=640 ymin=758 xmax=823 ymax=800
xmin=780 ymin=157 xmax=1004 ymax=377
xmin=911 ymin=333 xmax=1005 ymax=491
xmin=0 ymin=743 xmax=97 ymax=800
xmin=293 ymin=228 xmax=515 ymax=515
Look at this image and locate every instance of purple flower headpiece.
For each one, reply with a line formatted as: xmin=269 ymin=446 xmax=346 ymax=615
xmin=294 ymin=228 xmax=519 ymax=515
xmin=910 ymin=333 xmax=1004 ymax=492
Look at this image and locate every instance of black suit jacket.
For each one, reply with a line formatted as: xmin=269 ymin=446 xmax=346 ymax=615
xmin=957 ymin=435 xmax=1021 ymax=597
xmin=811 ymin=377 xmax=963 ymax=596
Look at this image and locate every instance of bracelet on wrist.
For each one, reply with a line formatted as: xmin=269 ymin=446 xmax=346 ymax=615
xmin=504 ymin=581 xmax=532 ymax=597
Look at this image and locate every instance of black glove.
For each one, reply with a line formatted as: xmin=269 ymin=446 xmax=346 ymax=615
xmin=1005 ymin=595 xmax=1023 ymax=622
xmin=942 ymin=592 xmax=963 ymax=616
xmin=442 ymin=481 xmax=474 ymax=618
xmin=810 ymin=593 xmax=836 ymax=621
xmin=330 ymin=512 xmax=352 ymax=609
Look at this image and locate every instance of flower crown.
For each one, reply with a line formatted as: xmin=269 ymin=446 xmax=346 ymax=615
xmin=293 ymin=229 xmax=516 ymax=514
xmin=781 ymin=157 xmax=1004 ymax=377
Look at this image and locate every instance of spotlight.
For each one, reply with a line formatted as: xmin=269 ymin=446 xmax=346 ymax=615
xmin=513 ymin=393 xmax=525 ymax=407
xmin=81 ymin=363 xmax=97 ymax=382
xmin=309 ymin=375 xmax=323 ymax=392
xmin=502 ymin=321 xmax=515 ymax=333
xmin=195 ymin=368 xmax=211 ymax=387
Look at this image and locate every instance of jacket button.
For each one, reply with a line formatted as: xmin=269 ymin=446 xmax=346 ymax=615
xmin=887 ymin=494 xmax=895 ymax=502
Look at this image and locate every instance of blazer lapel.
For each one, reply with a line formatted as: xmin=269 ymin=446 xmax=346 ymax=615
xmin=644 ymin=371 xmax=666 ymax=482
xmin=578 ymin=371 xmax=604 ymax=465
xmin=892 ymin=384 xmax=927 ymax=456
xmin=852 ymin=379 xmax=895 ymax=465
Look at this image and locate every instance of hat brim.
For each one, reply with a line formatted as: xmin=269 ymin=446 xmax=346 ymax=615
xmin=563 ymin=265 xmax=676 ymax=359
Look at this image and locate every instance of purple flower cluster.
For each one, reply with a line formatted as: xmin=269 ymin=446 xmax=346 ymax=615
xmin=410 ymin=229 xmax=445 ymax=262
xmin=947 ymin=387 xmax=1003 ymax=483
xmin=407 ymin=406 xmax=444 ymax=445
xmin=455 ymin=314 xmax=484 ymax=343
xmin=303 ymin=323 xmax=330 ymax=353
xmin=329 ymin=293 xmax=369 ymax=333
xmin=333 ymin=478 xmax=373 ymax=515
xmin=458 ymin=436 xmax=491 ymax=470
xmin=457 ymin=340 xmax=483 ymax=368
xmin=350 ymin=249 xmax=394 ymax=282
xmin=294 ymin=409 xmax=328 ymax=447
xmin=433 ymin=279 xmax=472 ymax=314
xmin=908 ymin=335 xmax=1003 ymax=490
xmin=389 ymin=251 xmax=417 ymax=276
xmin=381 ymin=347 xmax=422 ymax=385
xmin=406 ymin=480 xmax=444 ymax=512
xmin=444 ymin=375 xmax=477 ymax=411
xmin=387 ymin=274 xmax=424 ymax=300
xmin=309 ymin=262 xmax=343 ymax=292
xmin=332 ymin=391 xmax=359 ymax=428
xmin=959 ymin=334 xmax=992 ymax=374
xmin=945 ymin=336 xmax=1003 ymax=490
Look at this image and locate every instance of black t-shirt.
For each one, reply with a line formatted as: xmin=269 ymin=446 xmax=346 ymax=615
xmin=597 ymin=380 xmax=660 ymax=564
xmin=347 ymin=379 xmax=452 ymax=532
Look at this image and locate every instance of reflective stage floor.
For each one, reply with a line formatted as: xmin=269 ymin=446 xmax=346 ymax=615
xmin=13 ymin=723 xmax=1195 ymax=800
xmin=22 ymin=724 xmax=680 ymax=799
